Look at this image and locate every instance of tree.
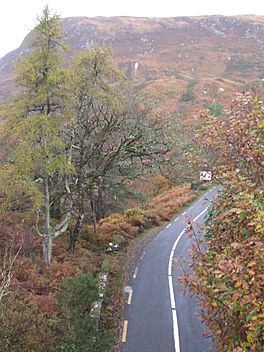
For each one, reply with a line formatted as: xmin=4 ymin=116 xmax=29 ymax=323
xmin=0 ymin=6 xmax=72 ymax=265
xmin=65 ymin=47 xmax=168 ymax=251
xmin=56 ymin=273 xmax=99 ymax=351
xmin=161 ymin=113 xmax=216 ymax=185
xmin=181 ymin=93 xmax=264 ymax=351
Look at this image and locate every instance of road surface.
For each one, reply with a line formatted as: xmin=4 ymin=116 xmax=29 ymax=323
xmin=120 ymin=187 xmax=219 ymax=352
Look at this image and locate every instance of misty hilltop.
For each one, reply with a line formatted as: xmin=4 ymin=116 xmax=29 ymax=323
xmin=1 ymin=15 xmax=264 ymax=113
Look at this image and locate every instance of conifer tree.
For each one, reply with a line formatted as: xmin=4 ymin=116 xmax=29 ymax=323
xmin=0 ymin=6 xmax=72 ymax=265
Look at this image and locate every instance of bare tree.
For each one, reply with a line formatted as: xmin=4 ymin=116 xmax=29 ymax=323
xmin=0 ymin=237 xmax=22 ymax=309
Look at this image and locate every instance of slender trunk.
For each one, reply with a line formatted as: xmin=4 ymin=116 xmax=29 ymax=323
xmin=43 ymin=232 xmax=52 ymax=265
xmin=91 ymin=198 xmax=97 ymax=235
xmin=43 ymin=174 xmax=52 ymax=265
xmin=96 ymin=185 xmax=106 ymax=220
xmin=68 ymin=212 xmax=84 ymax=253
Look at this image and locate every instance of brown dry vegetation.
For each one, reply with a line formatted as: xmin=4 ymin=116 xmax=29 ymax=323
xmin=0 ymin=183 xmax=197 ymax=351
xmin=96 ymin=184 xmax=196 ymax=243
xmin=1 ymin=15 xmax=264 ymax=114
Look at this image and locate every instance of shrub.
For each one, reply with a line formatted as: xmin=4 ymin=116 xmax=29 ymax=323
xmin=0 ymin=296 xmax=56 ymax=352
xmin=208 ymin=103 xmax=224 ymax=117
xmin=124 ymin=208 xmax=146 ymax=227
xmin=55 ymin=273 xmax=100 ymax=351
xmin=181 ymin=88 xmax=195 ymax=102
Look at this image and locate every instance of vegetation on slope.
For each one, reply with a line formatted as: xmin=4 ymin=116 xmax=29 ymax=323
xmin=182 ymin=93 xmax=264 ymax=351
xmin=0 ymin=7 xmax=202 ymax=351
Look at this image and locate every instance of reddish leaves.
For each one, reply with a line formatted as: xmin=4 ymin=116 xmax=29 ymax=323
xmin=182 ymin=94 xmax=264 ymax=351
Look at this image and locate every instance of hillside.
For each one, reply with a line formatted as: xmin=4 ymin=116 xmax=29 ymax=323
xmin=1 ymin=15 xmax=264 ymax=113
xmin=0 ymin=11 xmax=263 ymax=352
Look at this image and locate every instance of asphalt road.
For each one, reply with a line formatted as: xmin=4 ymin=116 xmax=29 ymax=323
xmin=120 ymin=187 xmax=219 ymax=352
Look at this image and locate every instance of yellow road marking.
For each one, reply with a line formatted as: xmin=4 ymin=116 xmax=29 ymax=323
xmin=133 ymin=267 xmax=138 ymax=279
xmin=128 ymin=289 xmax=133 ymax=305
xmin=122 ymin=320 xmax=128 ymax=342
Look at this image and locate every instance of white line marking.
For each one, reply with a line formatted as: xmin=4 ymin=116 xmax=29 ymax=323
xmin=174 ymin=217 xmax=179 ymax=222
xmin=166 ymin=223 xmax=172 ymax=229
xmin=172 ymin=228 xmax=185 ymax=252
xmin=182 ymin=211 xmax=186 ymax=216
xmin=168 ymin=227 xmax=186 ymax=352
xmin=193 ymin=206 xmax=209 ymax=222
xmin=133 ymin=267 xmax=138 ymax=279
xmin=172 ymin=310 xmax=181 ymax=352
xmin=168 ymin=250 xmax=174 ymax=276
xmin=127 ymin=290 xmax=133 ymax=305
xmin=168 ymin=264 xmax=171 ymax=276
xmin=168 ymin=275 xmax=176 ymax=309
xmin=122 ymin=320 xmax=128 ymax=342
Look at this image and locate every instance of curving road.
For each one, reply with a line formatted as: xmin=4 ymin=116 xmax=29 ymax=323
xmin=120 ymin=187 xmax=219 ymax=352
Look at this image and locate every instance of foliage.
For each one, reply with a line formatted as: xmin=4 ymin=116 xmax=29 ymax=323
xmin=181 ymin=88 xmax=195 ymax=102
xmin=162 ymin=113 xmax=214 ymax=183
xmin=65 ymin=47 xmax=168 ymax=250
xmin=181 ymin=93 xmax=264 ymax=351
xmin=0 ymin=295 xmax=56 ymax=352
xmin=208 ymin=103 xmax=224 ymax=117
xmin=55 ymin=273 xmax=108 ymax=351
xmin=0 ymin=6 xmax=72 ymax=265
xmin=96 ymin=184 xmax=196 ymax=243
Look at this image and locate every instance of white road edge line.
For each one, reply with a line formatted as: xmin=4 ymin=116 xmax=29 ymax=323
xmin=168 ymin=250 xmax=174 ymax=276
xmin=168 ymin=275 xmax=176 ymax=309
xmin=168 ymin=227 xmax=186 ymax=352
xmin=174 ymin=216 xmax=179 ymax=222
xmin=168 ymin=205 xmax=210 ymax=352
xmin=166 ymin=223 xmax=172 ymax=229
xmin=172 ymin=310 xmax=181 ymax=352
xmin=193 ymin=206 xmax=209 ymax=223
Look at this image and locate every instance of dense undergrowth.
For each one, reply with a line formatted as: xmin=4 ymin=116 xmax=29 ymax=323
xmin=0 ymin=184 xmax=197 ymax=351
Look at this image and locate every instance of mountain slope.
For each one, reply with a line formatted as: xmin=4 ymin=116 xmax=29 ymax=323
xmin=1 ymin=15 xmax=264 ymax=113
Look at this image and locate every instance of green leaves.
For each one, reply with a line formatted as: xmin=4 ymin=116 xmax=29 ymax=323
xmin=56 ymin=273 xmax=99 ymax=351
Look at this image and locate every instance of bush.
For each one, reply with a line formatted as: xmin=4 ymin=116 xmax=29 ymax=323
xmin=124 ymin=208 xmax=146 ymax=227
xmin=181 ymin=89 xmax=195 ymax=102
xmin=0 ymin=296 xmax=56 ymax=352
xmin=55 ymin=273 xmax=100 ymax=351
xmin=208 ymin=103 xmax=224 ymax=117
xmin=190 ymin=181 xmax=209 ymax=191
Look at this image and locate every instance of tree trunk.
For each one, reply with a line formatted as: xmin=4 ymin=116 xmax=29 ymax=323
xmin=96 ymin=185 xmax=106 ymax=220
xmin=91 ymin=199 xmax=97 ymax=235
xmin=43 ymin=174 xmax=52 ymax=265
xmin=43 ymin=232 xmax=52 ymax=265
xmin=68 ymin=212 xmax=84 ymax=253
